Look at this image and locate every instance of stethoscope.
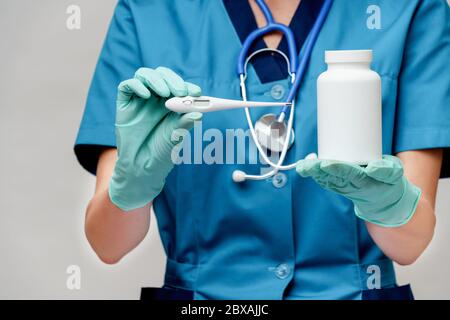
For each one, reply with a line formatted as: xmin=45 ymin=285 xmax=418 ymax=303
xmin=166 ymin=0 xmax=333 ymax=183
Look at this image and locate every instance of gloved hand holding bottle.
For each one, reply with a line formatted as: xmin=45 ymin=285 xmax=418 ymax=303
xmin=296 ymin=155 xmax=422 ymax=227
xmin=109 ymin=67 xmax=202 ymax=211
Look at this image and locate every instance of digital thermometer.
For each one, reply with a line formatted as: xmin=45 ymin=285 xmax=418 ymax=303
xmin=165 ymin=96 xmax=291 ymax=113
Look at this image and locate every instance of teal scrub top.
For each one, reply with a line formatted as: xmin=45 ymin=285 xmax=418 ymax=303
xmin=75 ymin=0 xmax=450 ymax=300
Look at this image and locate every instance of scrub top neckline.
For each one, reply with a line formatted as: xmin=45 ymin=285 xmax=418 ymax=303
xmin=222 ymin=0 xmax=325 ymax=84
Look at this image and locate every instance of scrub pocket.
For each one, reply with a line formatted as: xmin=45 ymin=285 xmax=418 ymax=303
xmin=140 ymin=285 xmax=194 ymax=301
xmin=362 ymin=284 xmax=414 ymax=300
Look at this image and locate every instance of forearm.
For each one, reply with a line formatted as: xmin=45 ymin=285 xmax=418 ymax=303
xmin=297 ymin=149 xmax=442 ymax=266
xmin=84 ymin=148 xmax=152 ymax=264
xmin=367 ymin=149 xmax=442 ymax=265
xmin=85 ymin=188 xmax=151 ymax=264
xmin=366 ymin=195 xmax=435 ymax=265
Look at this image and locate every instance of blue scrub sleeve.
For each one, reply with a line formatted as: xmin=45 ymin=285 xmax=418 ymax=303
xmin=393 ymin=0 xmax=450 ymax=178
xmin=74 ymin=0 xmax=142 ymax=174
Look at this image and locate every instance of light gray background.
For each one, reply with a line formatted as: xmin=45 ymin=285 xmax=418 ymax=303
xmin=0 ymin=0 xmax=449 ymax=300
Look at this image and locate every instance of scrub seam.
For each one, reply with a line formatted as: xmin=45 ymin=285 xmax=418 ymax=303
xmin=351 ymin=204 xmax=365 ymax=296
xmin=123 ymin=0 xmax=145 ymax=70
xmin=189 ymin=165 xmax=201 ymax=296
xmin=220 ymin=0 xmax=263 ymax=85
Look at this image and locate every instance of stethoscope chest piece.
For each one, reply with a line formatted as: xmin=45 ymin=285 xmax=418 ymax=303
xmin=255 ymin=114 xmax=295 ymax=153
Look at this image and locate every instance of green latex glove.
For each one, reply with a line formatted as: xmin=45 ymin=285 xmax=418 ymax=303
xmin=109 ymin=67 xmax=202 ymax=211
xmin=296 ymin=155 xmax=422 ymax=227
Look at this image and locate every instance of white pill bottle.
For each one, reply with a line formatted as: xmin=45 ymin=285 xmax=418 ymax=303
xmin=317 ymin=50 xmax=382 ymax=164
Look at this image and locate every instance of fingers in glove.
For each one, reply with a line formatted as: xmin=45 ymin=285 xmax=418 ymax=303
xmin=117 ymin=78 xmax=151 ymax=103
xmin=320 ymin=160 xmax=366 ymax=187
xmin=164 ymin=112 xmax=203 ymax=146
xmin=156 ymin=67 xmax=188 ymax=97
xmin=365 ymin=155 xmax=404 ymax=184
xmin=176 ymin=112 xmax=203 ymax=130
xmin=296 ymin=159 xmax=323 ymax=179
xmin=186 ymin=82 xmax=202 ymax=97
xmin=135 ymin=67 xmax=171 ymax=98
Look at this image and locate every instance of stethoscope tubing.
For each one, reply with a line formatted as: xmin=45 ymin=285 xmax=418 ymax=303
xmin=285 ymin=0 xmax=333 ymax=103
xmin=234 ymin=0 xmax=333 ymax=181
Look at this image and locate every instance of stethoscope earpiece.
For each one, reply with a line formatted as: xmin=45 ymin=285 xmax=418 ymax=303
xmin=232 ymin=170 xmax=247 ymax=183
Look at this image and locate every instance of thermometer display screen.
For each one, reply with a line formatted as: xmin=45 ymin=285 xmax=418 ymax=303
xmin=193 ymin=99 xmax=211 ymax=107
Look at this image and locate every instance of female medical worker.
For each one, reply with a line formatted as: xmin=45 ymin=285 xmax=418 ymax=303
xmin=75 ymin=0 xmax=450 ymax=300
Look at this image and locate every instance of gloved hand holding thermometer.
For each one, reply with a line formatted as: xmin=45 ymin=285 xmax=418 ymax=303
xmin=110 ymin=68 xmax=290 ymax=211
xmin=109 ymin=67 xmax=202 ymax=211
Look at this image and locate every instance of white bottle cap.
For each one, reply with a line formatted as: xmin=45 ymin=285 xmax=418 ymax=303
xmin=325 ymin=50 xmax=372 ymax=63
